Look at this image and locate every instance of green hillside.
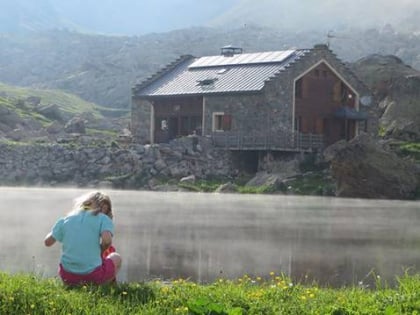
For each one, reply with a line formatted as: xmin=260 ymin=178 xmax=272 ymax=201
xmin=0 ymin=82 xmax=102 ymax=117
xmin=0 ymin=82 xmax=129 ymax=143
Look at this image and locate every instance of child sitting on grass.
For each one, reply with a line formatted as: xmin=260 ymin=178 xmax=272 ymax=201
xmin=44 ymin=191 xmax=122 ymax=286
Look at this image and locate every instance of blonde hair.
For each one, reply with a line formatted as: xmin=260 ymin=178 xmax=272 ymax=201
xmin=71 ymin=191 xmax=113 ymax=219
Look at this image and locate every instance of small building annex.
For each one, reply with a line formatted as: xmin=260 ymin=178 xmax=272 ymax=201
xmin=131 ymin=44 xmax=370 ymax=152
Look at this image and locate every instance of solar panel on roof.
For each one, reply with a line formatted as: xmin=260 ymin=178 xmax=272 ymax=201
xmin=189 ymin=50 xmax=296 ymax=68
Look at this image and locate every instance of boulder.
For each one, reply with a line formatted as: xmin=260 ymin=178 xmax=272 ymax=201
xmin=246 ymin=172 xmax=282 ymax=188
xmin=64 ymin=116 xmax=86 ymax=134
xmin=180 ymin=174 xmax=195 ymax=184
xmin=25 ymin=96 xmax=41 ymax=106
xmin=36 ymin=104 xmax=65 ymax=121
xmin=215 ymin=182 xmax=237 ymax=193
xmin=47 ymin=121 xmax=64 ymax=134
xmin=324 ymin=133 xmax=419 ymax=199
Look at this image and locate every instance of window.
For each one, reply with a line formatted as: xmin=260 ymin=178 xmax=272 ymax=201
xmin=213 ymin=112 xmax=232 ymax=131
xmin=197 ymin=78 xmax=218 ymax=86
xmin=155 ymin=117 xmax=168 ymax=131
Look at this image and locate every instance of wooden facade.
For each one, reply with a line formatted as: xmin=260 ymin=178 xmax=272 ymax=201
xmin=294 ymin=62 xmax=359 ymax=146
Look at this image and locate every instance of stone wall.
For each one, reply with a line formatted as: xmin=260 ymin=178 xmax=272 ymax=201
xmin=0 ymin=136 xmax=234 ymax=189
xmin=203 ymin=94 xmax=275 ymax=135
xmin=131 ymin=98 xmax=152 ymax=144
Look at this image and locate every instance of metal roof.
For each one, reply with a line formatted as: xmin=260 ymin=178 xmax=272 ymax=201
xmin=134 ymin=49 xmax=309 ymax=97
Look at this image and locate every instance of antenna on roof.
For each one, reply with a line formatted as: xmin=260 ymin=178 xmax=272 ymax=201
xmin=326 ymin=30 xmax=335 ymax=47
xmin=326 ymin=30 xmax=352 ymax=48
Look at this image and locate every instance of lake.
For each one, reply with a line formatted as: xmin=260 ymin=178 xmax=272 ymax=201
xmin=1 ymin=187 xmax=419 ymax=287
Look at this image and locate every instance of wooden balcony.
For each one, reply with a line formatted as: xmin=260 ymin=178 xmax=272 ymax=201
xmin=211 ymin=131 xmax=324 ymax=152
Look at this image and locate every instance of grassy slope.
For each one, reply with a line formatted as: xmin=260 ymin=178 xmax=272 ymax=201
xmin=0 ymin=81 xmax=105 ymax=118
xmin=1 ymin=272 xmax=420 ymax=314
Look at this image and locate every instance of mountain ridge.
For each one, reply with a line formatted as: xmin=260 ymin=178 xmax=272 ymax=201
xmin=1 ymin=25 xmax=420 ymax=109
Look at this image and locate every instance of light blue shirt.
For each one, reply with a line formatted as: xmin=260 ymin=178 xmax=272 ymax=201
xmin=51 ymin=210 xmax=114 ymax=274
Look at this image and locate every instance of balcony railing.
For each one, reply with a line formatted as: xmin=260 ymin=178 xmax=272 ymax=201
xmin=211 ymin=131 xmax=324 ymax=151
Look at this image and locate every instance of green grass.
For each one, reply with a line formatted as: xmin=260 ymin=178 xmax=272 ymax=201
xmin=0 ymin=82 xmax=105 ymax=116
xmin=236 ymin=184 xmax=275 ymax=194
xmin=281 ymin=173 xmax=335 ymax=196
xmin=2 ymin=272 xmax=420 ymax=314
xmin=177 ymin=172 xmax=334 ymax=196
xmin=178 ymin=180 xmax=276 ymax=194
xmin=178 ymin=179 xmax=226 ymax=192
xmin=398 ymin=142 xmax=420 ymax=162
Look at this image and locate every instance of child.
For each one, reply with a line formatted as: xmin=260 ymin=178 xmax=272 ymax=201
xmin=44 ymin=191 xmax=122 ymax=286
xmin=96 ymin=194 xmax=117 ymax=284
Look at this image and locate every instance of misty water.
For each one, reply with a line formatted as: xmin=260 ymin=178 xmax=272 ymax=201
xmin=1 ymin=187 xmax=419 ymax=287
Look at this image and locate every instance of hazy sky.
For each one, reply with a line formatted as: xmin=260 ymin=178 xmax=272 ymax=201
xmin=2 ymin=0 xmax=419 ymax=35
xmin=210 ymin=0 xmax=420 ymax=32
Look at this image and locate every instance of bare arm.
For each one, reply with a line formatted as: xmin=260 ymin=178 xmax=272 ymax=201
xmin=101 ymin=230 xmax=113 ymax=253
xmin=44 ymin=232 xmax=56 ymax=247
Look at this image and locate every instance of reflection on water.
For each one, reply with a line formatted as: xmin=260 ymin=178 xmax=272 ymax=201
xmin=0 ymin=187 xmax=419 ymax=287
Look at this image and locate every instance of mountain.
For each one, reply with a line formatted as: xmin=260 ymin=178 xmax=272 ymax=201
xmin=0 ymin=0 xmax=62 ymax=33
xmin=0 ymin=81 xmax=127 ymax=143
xmin=1 ymin=1 xmax=420 ymax=110
xmin=1 ymin=25 xmax=420 ymax=109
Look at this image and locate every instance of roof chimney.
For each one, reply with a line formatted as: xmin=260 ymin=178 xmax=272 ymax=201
xmin=221 ymin=45 xmax=243 ymax=57
xmin=313 ymin=44 xmax=329 ymax=50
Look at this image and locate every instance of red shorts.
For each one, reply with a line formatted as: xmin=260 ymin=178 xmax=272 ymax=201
xmin=59 ymin=259 xmax=116 ymax=286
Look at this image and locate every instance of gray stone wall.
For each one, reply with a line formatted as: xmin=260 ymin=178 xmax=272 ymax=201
xmin=203 ymin=94 xmax=269 ymax=135
xmin=202 ymin=76 xmax=293 ymax=138
xmin=0 ymin=137 xmax=234 ymax=188
xmin=131 ymin=98 xmax=152 ymax=144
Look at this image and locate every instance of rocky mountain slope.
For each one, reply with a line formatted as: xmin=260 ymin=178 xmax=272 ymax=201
xmin=351 ymin=54 xmax=420 ymax=141
xmin=1 ymin=26 xmax=420 ymax=110
xmin=0 ymin=82 xmax=127 ymax=143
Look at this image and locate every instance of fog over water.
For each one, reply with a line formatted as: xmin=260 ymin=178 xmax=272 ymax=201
xmin=1 ymin=187 xmax=419 ymax=287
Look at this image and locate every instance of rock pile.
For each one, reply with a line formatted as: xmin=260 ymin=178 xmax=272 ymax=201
xmin=0 ymin=136 xmax=233 ymax=189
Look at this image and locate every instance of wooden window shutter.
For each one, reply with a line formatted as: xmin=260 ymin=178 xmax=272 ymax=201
xmin=222 ymin=114 xmax=232 ymax=130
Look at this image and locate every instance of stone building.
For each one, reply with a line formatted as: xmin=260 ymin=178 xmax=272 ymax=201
xmin=131 ymin=44 xmax=371 ymax=153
